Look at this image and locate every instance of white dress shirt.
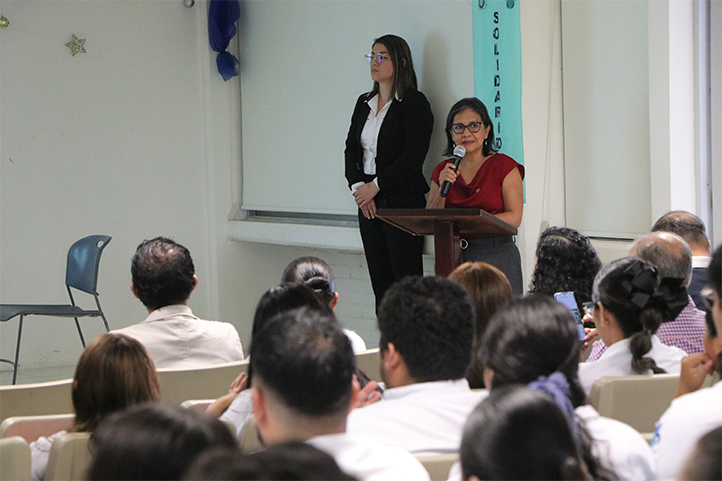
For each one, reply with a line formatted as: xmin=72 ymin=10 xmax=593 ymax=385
xmin=351 ymin=94 xmax=393 ymax=193
xmin=578 ymin=335 xmax=685 ymax=394
xmin=112 ymin=305 xmax=244 ymax=369
xmin=652 ymin=380 xmax=722 ymax=479
xmin=29 ymin=430 xmax=67 ymax=481
xmin=346 ymin=379 xmax=487 ymax=454
xmin=445 ymin=405 xmax=656 ymax=481
xmin=308 ymin=432 xmax=430 ymax=481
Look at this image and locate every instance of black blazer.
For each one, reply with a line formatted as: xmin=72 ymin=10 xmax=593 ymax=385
xmin=344 ymin=89 xmax=433 ymax=200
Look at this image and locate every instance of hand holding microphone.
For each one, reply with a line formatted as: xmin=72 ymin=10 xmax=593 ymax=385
xmin=440 ymin=145 xmax=466 ymax=197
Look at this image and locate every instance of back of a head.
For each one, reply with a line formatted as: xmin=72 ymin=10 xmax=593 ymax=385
xmin=448 ymin=262 xmax=512 ymax=344
xmin=87 ymin=403 xmax=236 ymax=480
xmin=480 ymin=296 xmax=586 ymax=407
xmin=378 ymin=276 xmax=474 ymax=382
xmin=131 ymin=237 xmax=195 ymax=310
xmin=630 ymin=231 xmax=692 ymax=281
xmin=461 ymin=386 xmax=586 ymax=481
xmin=679 ymin=427 xmax=722 ymax=481
xmin=709 ymin=244 xmax=722 ymax=298
xmin=251 ymin=283 xmax=334 ymax=340
xmin=184 ymin=443 xmax=358 ymax=481
xmin=250 ymin=309 xmax=355 ymax=418
xmin=529 ymin=227 xmax=602 ymax=307
xmin=593 ymin=257 xmax=684 ymax=374
xmin=652 ymin=211 xmax=710 ymax=253
xmin=72 ymin=333 xmax=160 ymax=432
xmin=281 ymin=256 xmax=336 ymax=304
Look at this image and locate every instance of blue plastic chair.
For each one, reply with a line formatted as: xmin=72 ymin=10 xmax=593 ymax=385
xmin=0 ymin=235 xmax=112 ymax=384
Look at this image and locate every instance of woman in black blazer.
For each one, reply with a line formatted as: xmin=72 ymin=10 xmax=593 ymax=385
xmin=344 ymin=34 xmax=434 ymax=310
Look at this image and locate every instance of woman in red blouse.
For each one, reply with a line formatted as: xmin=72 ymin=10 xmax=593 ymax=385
xmin=427 ymin=97 xmax=524 ymax=295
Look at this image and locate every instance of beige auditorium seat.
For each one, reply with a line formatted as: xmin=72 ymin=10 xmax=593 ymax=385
xmin=0 ymin=414 xmax=75 ymax=443
xmin=0 ymin=436 xmax=31 ymax=481
xmin=0 ymin=379 xmax=73 ymax=423
xmin=44 ymin=432 xmax=91 ymax=481
xmin=588 ymin=374 xmax=679 ymax=435
xmin=239 ymin=416 xmax=263 ymax=454
xmin=157 ymin=359 xmax=249 ymax=405
xmin=416 ymin=453 xmax=459 ymax=481
xmin=355 ymin=348 xmax=381 ymax=382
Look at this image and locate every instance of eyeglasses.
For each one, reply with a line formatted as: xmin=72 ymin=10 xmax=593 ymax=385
xmin=701 ymin=287 xmax=718 ymax=311
xmin=365 ymin=53 xmax=390 ymax=64
xmin=451 ymin=121 xmax=484 ymax=135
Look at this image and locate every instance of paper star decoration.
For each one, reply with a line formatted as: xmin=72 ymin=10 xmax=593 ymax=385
xmin=65 ymin=35 xmax=86 ymax=56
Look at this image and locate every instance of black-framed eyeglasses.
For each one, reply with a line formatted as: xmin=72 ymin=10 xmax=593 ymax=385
xmin=365 ymin=53 xmax=390 ymax=64
xmin=701 ymin=287 xmax=718 ymax=311
xmin=451 ymin=121 xmax=484 ymax=134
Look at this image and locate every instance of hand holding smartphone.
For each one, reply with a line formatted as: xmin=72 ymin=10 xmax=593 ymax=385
xmin=554 ymin=291 xmax=586 ymax=341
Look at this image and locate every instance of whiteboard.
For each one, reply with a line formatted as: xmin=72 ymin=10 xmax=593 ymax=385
xmin=561 ymin=0 xmax=651 ymax=239
xmin=239 ymin=0 xmax=474 ymax=216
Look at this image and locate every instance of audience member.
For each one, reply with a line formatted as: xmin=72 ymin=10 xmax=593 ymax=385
xmin=678 ymin=427 xmax=722 ymax=481
xmin=578 ymin=257 xmax=687 ymax=394
xmin=652 ymin=210 xmax=712 ymax=310
xmin=346 ymin=276 xmax=485 ymax=453
xmin=87 ymin=403 xmax=236 ymax=480
xmin=460 ymin=386 xmax=593 ymax=481
xmin=250 ymin=308 xmax=429 ymax=481
xmin=281 ymin=256 xmax=366 ymax=352
xmin=652 ymin=244 xmax=722 ymax=479
xmin=587 ymin=232 xmax=705 ymax=359
xmin=30 ymin=333 xmax=160 ymax=480
xmin=113 ymin=237 xmax=243 ymax=368
xmin=529 ymin=226 xmax=602 ymax=311
xmin=477 ymin=296 xmax=653 ymax=480
xmin=674 ymin=309 xmax=720 ymax=399
xmin=448 ymin=262 xmax=512 ymax=388
xmin=214 ymin=284 xmax=380 ymax=442
xmin=183 ymin=443 xmax=358 ymax=481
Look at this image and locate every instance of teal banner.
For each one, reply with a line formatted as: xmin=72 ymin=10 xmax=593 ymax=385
xmin=472 ymin=0 xmax=524 ymax=170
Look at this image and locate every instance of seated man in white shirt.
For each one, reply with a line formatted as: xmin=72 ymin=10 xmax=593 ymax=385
xmin=346 ymin=276 xmax=487 ymax=454
xmin=250 ymin=308 xmax=429 ymax=481
xmin=113 ymin=237 xmax=243 ymax=368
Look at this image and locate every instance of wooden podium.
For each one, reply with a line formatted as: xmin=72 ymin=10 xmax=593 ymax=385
xmin=376 ymin=209 xmax=517 ymax=277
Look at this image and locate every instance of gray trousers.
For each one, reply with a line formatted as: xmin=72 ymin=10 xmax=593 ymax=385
xmin=460 ymin=235 xmax=524 ymax=296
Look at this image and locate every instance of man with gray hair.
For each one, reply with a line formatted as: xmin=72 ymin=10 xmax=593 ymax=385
xmin=652 ymin=210 xmax=712 ymax=309
xmin=586 ymin=231 xmax=706 ymax=361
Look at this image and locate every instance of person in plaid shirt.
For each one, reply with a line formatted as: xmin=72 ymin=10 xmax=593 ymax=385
xmin=587 ymin=231 xmax=705 ymax=361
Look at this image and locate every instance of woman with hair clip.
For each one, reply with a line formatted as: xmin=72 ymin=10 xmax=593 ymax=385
xmin=460 ymin=295 xmax=655 ymax=481
xmin=578 ymin=257 xmax=688 ymax=394
xmin=345 ymin=34 xmax=433 ymax=310
xmin=460 ymin=386 xmax=592 ymax=481
xmin=529 ymin=226 xmax=602 ymax=311
xmin=282 ymin=256 xmax=366 ymax=352
xmin=652 ymin=244 xmax=722 ymax=479
xmin=30 ymin=333 xmax=160 ymax=480
xmin=426 ymin=97 xmax=524 ymax=295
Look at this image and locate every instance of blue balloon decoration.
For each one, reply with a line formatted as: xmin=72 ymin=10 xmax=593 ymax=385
xmin=208 ymin=0 xmax=241 ymax=81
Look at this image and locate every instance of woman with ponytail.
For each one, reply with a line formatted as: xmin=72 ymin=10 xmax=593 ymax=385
xmin=460 ymin=386 xmax=590 ymax=481
xmin=460 ymin=295 xmax=655 ymax=481
xmin=281 ymin=256 xmax=366 ymax=352
xmin=578 ymin=257 xmax=687 ymax=394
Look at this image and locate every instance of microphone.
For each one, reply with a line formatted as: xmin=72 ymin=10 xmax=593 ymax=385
xmin=440 ymin=145 xmax=466 ymax=197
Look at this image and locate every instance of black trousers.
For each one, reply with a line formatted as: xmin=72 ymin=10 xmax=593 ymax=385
xmin=359 ymin=194 xmax=426 ymax=311
xmin=460 ymin=235 xmax=524 ymax=296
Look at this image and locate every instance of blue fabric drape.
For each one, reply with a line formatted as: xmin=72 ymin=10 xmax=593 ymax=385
xmin=208 ymin=0 xmax=240 ymax=81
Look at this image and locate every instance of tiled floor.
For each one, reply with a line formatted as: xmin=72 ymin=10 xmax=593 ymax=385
xmin=0 ymin=364 xmax=75 ymax=386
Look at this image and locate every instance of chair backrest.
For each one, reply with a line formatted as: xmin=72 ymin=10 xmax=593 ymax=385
xmin=157 ymin=359 xmax=249 ymax=405
xmin=179 ymin=399 xmax=214 ymax=413
xmin=416 ymin=453 xmax=460 ymax=481
xmin=355 ymin=348 xmax=381 ymax=382
xmin=0 ymin=414 xmax=75 ymax=443
xmin=0 ymin=379 xmax=73 ymax=423
xmin=0 ymin=436 xmax=31 ymax=481
xmin=65 ymin=235 xmax=111 ymax=294
xmin=44 ymin=432 xmax=92 ymax=481
xmin=588 ymin=374 xmax=680 ymax=434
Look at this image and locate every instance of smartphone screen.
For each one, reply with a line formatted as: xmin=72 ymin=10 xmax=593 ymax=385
xmin=554 ymin=291 xmax=586 ymax=341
